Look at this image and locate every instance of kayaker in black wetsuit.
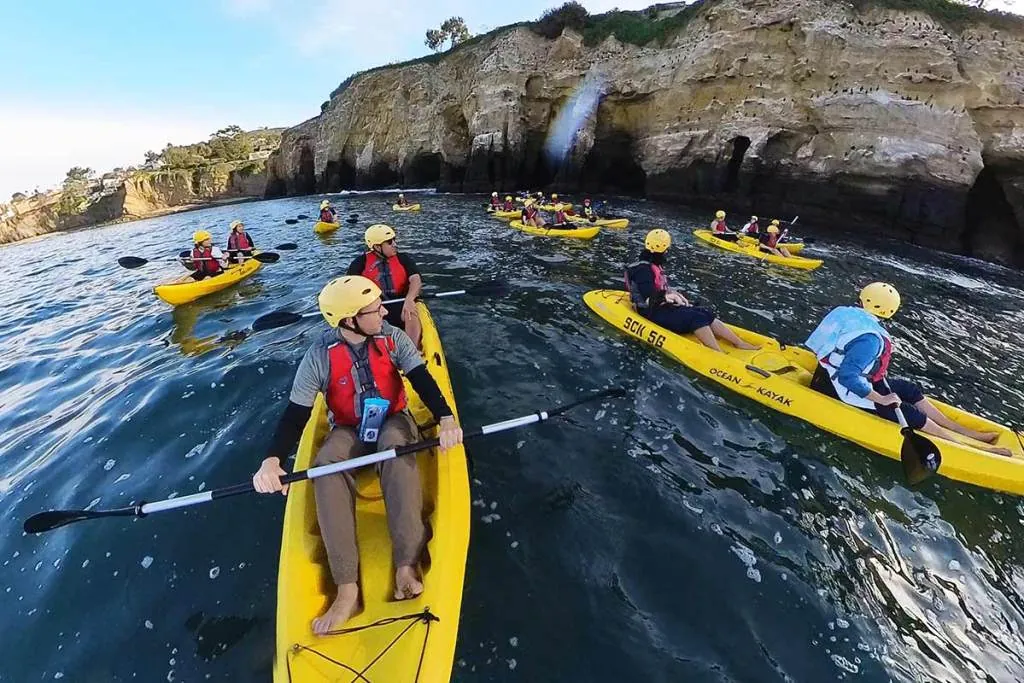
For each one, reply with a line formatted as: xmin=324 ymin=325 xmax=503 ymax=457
xmin=186 ymin=230 xmax=228 ymax=280
xmin=805 ymin=283 xmax=1010 ymax=456
xmin=624 ymin=230 xmax=760 ymax=353
xmin=758 ymin=224 xmax=792 ymax=258
xmin=346 ymin=224 xmax=423 ymax=348
xmin=225 ymin=220 xmax=255 ymax=264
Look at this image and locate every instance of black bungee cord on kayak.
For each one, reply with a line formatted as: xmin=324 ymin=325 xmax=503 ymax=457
xmin=285 ymin=608 xmax=438 ymax=682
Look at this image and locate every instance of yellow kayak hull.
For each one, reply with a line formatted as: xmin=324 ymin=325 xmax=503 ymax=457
xmin=392 ymin=204 xmax=421 ymax=212
xmin=737 ymin=235 xmax=805 ymax=254
xmin=153 ymin=256 xmax=262 ymax=306
xmin=568 ymin=217 xmax=629 ymax=230
xmin=538 ymin=203 xmax=572 ymax=211
xmin=509 ymin=220 xmax=599 ymax=240
xmin=273 ymin=303 xmax=469 ymax=683
xmin=693 ymin=230 xmax=822 ymax=270
xmin=584 ymin=290 xmax=1024 ymax=495
xmin=314 ymin=221 xmax=340 ymax=234
xmin=489 ymin=210 xmax=520 ymax=219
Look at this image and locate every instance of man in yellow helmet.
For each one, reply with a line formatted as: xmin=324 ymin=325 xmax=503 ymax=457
xmin=757 ymin=224 xmax=792 ymax=258
xmin=252 ymin=275 xmax=464 ymax=633
xmin=624 ymin=230 xmax=761 ymax=352
xmin=186 ymin=230 xmax=228 ymax=280
xmin=710 ymin=210 xmax=738 ymax=241
xmin=806 ymin=283 xmax=1009 ymax=454
xmin=347 ymin=224 xmax=423 ymax=347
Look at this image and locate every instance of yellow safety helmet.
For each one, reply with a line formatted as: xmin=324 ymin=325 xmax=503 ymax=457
xmin=229 ymin=220 xmax=244 ymax=230
xmin=524 ymin=198 xmax=536 ymax=207
xmin=492 ymin=191 xmax=498 ymax=197
xmin=505 ymin=195 xmax=512 ymax=201
xmin=193 ymin=230 xmax=212 ymax=243
xmin=767 ymin=225 xmax=779 ymax=234
xmin=860 ymin=282 xmax=900 ymax=319
xmin=320 ymin=200 xmax=330 ymax=209
xmin=364 ymin=223 xmax=397 ymax=249
xmin=644 ymin=229 xmax=672 ymax=254
xmin=551 ymin=193 xmax=559 ymax=200
xmin=771 ymin=219 xmax=780 ymax=225
xmin=318 ymin=276 xmax=382 ymax=328
xmin=715 ymin=210 xmax=726 ymax=220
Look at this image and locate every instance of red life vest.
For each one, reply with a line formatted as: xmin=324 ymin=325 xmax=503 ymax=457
xmin=712 ymin=220 xmax=729 ymax=234
xmin=319 ymin=208 xmax=335 ymax=223
xmin=361 ymin=251 xmax=409 ymax=296
xmin=490 ymin=197 xmax=501 ymax=208
xmin=524 ymin=207 xmax=538 ymax=222
xmin=555 ymin=210 xmax=567 ymax=224
xmin=192 ymin=246 xmax=221 ymax=275
xmin=624 ymin=262 xmax=667 ymax=305
xmin=503 ymin=201 xmax=514 ymax=211
xmin=763 ymin=232 xmax=779 ymax=248
xmin=743 ymin=221 xmax=759 ymax=235
xmin=869 ymin=337 xmax=893 ymax=382
xmin=227 ymin=231 xmax=253 ymax=251
xmin=325 ymin=337 xmax=407 ymax=427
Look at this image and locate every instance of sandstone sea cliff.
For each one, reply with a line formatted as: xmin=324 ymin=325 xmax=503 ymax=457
xmin=265 ymin=0 xmax=1024 ymax=267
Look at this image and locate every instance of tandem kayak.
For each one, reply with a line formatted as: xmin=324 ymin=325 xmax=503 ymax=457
xmin=153 ymin=256 xmax=262 ymax=306
xmin=584 ymin=290 xmax=1024 ymax=495
xmin=274 ymin=303 xmax=470 ymax=682
xmin=693 ymin=230 xmax=822 ymax=270
xmin=489 ymin=210 xmax=521 ymax=219
xmin=737 ymin=235 xmax=805 ymax=254
xmin=509 ymin=220 xmax=600 ymax=240
xmin=393 ymin=204 xmax=422 ymax=212
xmin=314 ymin=221 xmax=340 ymax=234
xmin=567 ymin=216 xmax=629 ymax=230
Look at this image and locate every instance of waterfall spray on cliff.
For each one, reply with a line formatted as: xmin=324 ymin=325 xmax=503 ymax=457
xmin=544 ymin=70 xmax=606 ymax=167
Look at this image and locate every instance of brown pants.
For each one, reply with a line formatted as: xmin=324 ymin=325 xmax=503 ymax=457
xmin=313 ymin=413 xmax=425 ymax=586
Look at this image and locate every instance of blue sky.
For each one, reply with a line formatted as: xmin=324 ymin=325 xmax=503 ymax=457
xmin=0 ymin=0 xmax=1019 ymax=199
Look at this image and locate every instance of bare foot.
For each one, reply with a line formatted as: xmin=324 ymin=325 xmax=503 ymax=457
xmin=735 ymin=341 xmax=762 ymax=351
xmin=312 ymin=583 xmax=359 ymax=635
xmin=394 ymin=565 xmax=424 ymax=601
xmin=984 ymin=445 xmax=1013 ymax=457
xmin=973 ymin=430 xmax=1000 ymax=444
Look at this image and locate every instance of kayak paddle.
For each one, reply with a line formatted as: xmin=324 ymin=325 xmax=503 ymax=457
xmin=23 ymin=387 xmax=626 ymax=534
xmin=118 ymin=250 xmax=285 ymax=269
xmin=251 ymin=280 xmax=509 ymax=333
xmin=879 ymin=379 xmax=942 ymax=485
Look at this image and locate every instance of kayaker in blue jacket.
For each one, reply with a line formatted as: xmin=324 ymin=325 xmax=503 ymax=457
xmin=624 ymin=230 xmax=760 ymax=353
xmin=806 ymin=283 xmax=1010 ymax=455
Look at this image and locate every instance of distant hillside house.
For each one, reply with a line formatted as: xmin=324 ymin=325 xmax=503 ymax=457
xmin=248 ymin=150 xmax=272 ymax=161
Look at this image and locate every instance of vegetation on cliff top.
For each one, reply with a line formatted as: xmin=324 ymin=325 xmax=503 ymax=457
xmin=143 ymin=126 xmax=282 ymax=171
xmin=326 ymin=0 xmax=1022 ymax=106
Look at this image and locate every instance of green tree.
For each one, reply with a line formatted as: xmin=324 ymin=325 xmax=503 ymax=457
xmin=425 ymin=16 xmax=471 ymax=51
xmin=58 ymin=166 xmax=95 ymax=217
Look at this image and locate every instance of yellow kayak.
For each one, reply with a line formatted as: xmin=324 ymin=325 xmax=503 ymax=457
xmin=509 ymin=220 xmax=599 ymax=240
xmin=153 ymin=256 xmax=262 ymax=306
xmin=693 ymin=230 xmax=822 ymax=271
xmin=274 ymin=303 xmax=469 ymax=682
xmin=584 ymin=290 xmax=1024 ymax=495
xmin=490 ymin=210 xmax=520 ymax=219
xmin=568 ymin=216 xmax=629 ymax=230
xmin=737 ymin=235 xmax=805 ymax=254
xmin=314 ymin=221 xmax=340 ymax=234
xmin=392 ymin=204 xmax=421 ymax=212
xmin=539 ymin=203 xmax=572 ymax=211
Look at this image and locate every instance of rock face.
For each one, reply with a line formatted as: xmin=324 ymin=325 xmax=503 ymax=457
xmin=265 ymin=0 xmax=1024 ymax=267
xmin=0 ymin=162 xmax=267 ymax=246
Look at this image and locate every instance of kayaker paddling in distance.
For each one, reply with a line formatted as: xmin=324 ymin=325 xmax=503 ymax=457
xmin=395 ymin=192 xmax=409 ymax=208
xmin=625 ymin=230 xmax=761 ymax=352
xmin=186 ymin=230 xmax=228 ymax=280
xmin=488 ymin=191 xmax=501 ymax=211
xmin=225 ymin=220 xmax=255 ymax=265
xmin=319 ymin=199 xmax=337 ymax=223
xmin=347 ymin=224 xmax=424 ymax=348
xmin=806 ymin=283 xmax=1012 ymax=456
xmin=501 ymin=194 xmax=515 ymax=211
xmin=710 ymin=210 xmax=739 ymax=241
xmin=252 ymin=276 xmax=464 ymax=634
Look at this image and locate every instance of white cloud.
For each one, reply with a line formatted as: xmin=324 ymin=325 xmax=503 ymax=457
xmin=0 ymin=104 xmax=235 ymax=200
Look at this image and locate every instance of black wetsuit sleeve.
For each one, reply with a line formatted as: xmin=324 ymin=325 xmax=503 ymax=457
xmin=346 ymin=254 xmax=367 ymax=276
xmin=266 ymin=401 xmax=313 ymax=463
xmin=405 ymin=365 xmax=453 ymax=421
xmin=398 ymin=253 xmax=420 ymax=276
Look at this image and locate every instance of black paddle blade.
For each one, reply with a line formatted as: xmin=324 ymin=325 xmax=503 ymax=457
xmin=345 ymin=217 xmax=358 ymax=224
xmin=179 ymin=250 xmax=191 ymax=258
xmin=274 ymin=242 xmax=298 ymax=250
xmin=284 ymin=219 xmax=299 ymax=225
xmin=900 ymin=427 xmax=942 ymax=485
xmin=297 ymin=214 xmax=309 ymax=220
xmin=117 ymin=256 xmax=148 ymax=269
xmin=24 ymin=509 xmax=108 ymax=534
xmin=253 ymin=252 xmax=280 ymax=263
xmin=251 ymin=310 xmax=305 ymax=332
